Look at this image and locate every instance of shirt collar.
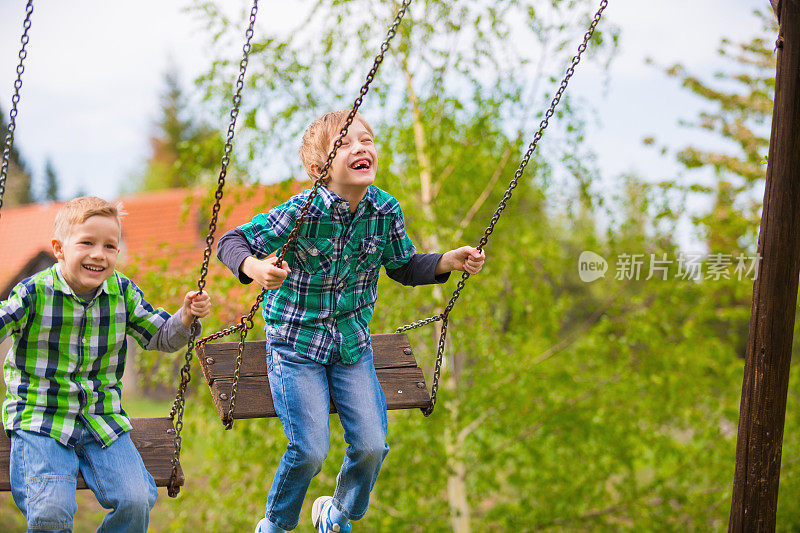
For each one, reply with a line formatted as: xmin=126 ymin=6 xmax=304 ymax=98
xmin=52 ymin=263 xmax=120 ymax=298
xmin=317 ymin=184 xmax=383 ymax=214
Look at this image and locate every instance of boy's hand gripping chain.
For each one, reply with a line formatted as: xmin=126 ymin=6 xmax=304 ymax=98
xmin=1 ymin=1 xmax=34 ymax=211
xmin=396 ymin=0 xmax=609 ymax=417
xmin=167 ymin=0 xmax=260 ymax=497
xmin=197 ymin=0 xmax=414 ymax=430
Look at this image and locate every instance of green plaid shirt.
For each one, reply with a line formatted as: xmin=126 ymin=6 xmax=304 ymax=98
xmin=1 ymin=265 xmax=169 ymax=447
xmin=238 ymin=185 xmax=416 ymax=364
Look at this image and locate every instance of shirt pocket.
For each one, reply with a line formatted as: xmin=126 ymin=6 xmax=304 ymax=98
xmin=356 ymin=236 xmax=385 ymax=272
xmin=293 ymin=237 xmax=334 ymax=274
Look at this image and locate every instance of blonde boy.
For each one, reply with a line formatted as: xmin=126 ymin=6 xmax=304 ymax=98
xmin=0 ymin=197 xmax=211 ymax=532
xmin=218 ymin=110 xmax=484 ymax=533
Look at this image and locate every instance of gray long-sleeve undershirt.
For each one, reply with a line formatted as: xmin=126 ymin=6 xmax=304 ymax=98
xmin=144 ymin=309 xmax=198 ymax=352
xmin=216 ymin=227 xmax=450 ymax=286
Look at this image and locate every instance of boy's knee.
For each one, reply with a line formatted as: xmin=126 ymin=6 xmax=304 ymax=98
xmin=112 ymin=479 xmax=157 ymax=518
xmin=114 ymin=491 xmax=155 ymax=519
xmin=356 ymin=440 xmax=389 ymax=466
xmin=291 ymin=442 xmax=328 ymax=475
xmin=300 ymin=448 xmax=328 ymax=473
xmin=25 ymin=475 xmax=78 ymax=530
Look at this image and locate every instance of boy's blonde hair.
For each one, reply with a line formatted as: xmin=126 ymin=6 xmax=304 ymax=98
xmin=299 ymin=110 xmax=374 ymax=180
xmin=53 ymin=196 xmax=123 ymax=241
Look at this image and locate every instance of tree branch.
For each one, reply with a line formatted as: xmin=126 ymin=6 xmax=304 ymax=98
xmin=532 ymin=284 xmax=630 ymax=365
xmin=472 ymin=378 xmax=619 ymax=466
xmin=457 ymin=410 xmax=493 ymax=447
xmin=431 ymin=162 xmax=455 ymax=199
xmin=452 ymin=147 xmax=513 ymax=243
xmin=401 ymin=52 xmax=434 ymax=207
xmin=535 ymin=485 xmax=725 ymax=530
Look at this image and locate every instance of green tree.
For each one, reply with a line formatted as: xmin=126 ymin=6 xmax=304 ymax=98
xmin=165 ymin=2 xmax=624 ymax=531
xmin=7 ymin=5 xmax=793 ymax=531
xmin=659 ymin=10 xmax=776 ymax=255
xmin=0 ymin=104 xmax=33 ymax=205
xmin=43 ymin=158 xmax=59 ymax=201
xmin=652 ymin=9 xmax=800 ymax=530
xmin=136 ymin=68 xmax=225 ymax=192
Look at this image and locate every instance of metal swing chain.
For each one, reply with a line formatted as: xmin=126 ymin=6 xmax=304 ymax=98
xmin=166 ymin=0 xmax=259 ymax=497
xmin=398 ymin=0 xmax=609 ymax=417
xmin=1 ymin=0 xmax=34 ymax=211
xmin=205 ymin=0 xmax=414 ymax=430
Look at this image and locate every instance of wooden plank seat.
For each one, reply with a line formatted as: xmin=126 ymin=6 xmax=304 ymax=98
xmin=197 ymin=332 xmax=431 ymax=420
xmin=0 ymin=417 xmax=183 ymax=491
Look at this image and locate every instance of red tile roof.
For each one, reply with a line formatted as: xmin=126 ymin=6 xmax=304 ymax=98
xmin=0 ymin=202 xmax=62 ymax=293
xmin=0 ymin=182 xmax=305 ymax=305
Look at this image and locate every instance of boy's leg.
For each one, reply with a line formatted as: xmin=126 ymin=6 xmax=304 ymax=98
xmin=9 ymin=430 xmax=79 ymax=533
xmin=327 ymin=345 xmax=389 ymax=522
xmin=266 ymin=340 xmax=332 ymax=530
xmin=75 ymin=430 xmax=158 ymax=533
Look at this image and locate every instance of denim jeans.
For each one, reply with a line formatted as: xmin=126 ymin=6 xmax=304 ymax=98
xmin=9 ymin=428 xmax=158 ymax=533
xmin=264 ymin=339 xmax=389 ymax=530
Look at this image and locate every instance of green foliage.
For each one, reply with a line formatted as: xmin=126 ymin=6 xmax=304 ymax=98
xmin=43 ymin=159 xmax=59 ymax=201
xmin=132 ymin=69 xmax=226 ymax=192
xmin=658 ymin=10 xmax=777 ymax=254
xmin=0 ymin=103 xmax=34 ymax=206
xmin=6 ymin=3 xmax=799 ymax=532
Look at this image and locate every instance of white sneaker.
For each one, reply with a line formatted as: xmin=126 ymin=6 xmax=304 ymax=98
xmin=255 ymin=516 xmax=286 ymax=533
xmin=311 ymin=496 xmax=351 ymax=533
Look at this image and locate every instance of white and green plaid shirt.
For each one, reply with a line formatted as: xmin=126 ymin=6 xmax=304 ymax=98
xmin=234 ymin=185 xmax=416 ymax=364
xmin=1 ymin=265 xmax=170 ymax=447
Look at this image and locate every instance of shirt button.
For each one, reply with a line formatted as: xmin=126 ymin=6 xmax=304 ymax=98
xmin=343 ymin=255 xmax=349 ymax=261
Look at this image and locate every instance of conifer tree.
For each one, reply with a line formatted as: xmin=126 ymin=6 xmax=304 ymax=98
xmin=0 ymin=104 xmax=33 ymax=205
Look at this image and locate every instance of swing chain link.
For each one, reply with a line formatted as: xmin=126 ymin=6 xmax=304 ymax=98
xmin=213 ymin=0 xmax=413 ymax=430
xmin=395 ymin=312 xmax=442 ymax=333
xmin=167 ymin=0 xmax=259 ymax=498
xmin=398 ymin=0 xmax=608 ymax=416
xmin=1 ymin=0 xmax=34 ymax=211
xmin=222 ymin=288 xmax=266 ymax=428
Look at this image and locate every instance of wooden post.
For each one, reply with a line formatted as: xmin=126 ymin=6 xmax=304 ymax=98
xmin=729 ymin=1 xmax=800 ymax=530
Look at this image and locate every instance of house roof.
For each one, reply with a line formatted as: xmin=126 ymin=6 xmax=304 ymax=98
xmin=0 ymin=182 xmax=304 ymax=303
xmin=0 ymin=201 xmax=61 ymax=295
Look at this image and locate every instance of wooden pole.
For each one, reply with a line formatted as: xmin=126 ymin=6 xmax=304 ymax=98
xmin=729 ymin=1 xmax=800 ymax=530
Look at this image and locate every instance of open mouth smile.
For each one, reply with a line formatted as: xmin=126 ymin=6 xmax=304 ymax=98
xmin=83 ymin=265 xmax=104 ymax=272
xmin=349 ymin=158 xmax=372 ymax=171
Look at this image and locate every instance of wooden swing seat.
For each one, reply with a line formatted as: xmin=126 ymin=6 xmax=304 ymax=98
xmin=197 ymin=332 xmax=431 ymax=420
xmin=0 ymin=417 xmax=183 ymax=491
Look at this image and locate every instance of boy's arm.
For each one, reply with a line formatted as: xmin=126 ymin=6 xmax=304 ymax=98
xmin=217 ymin=206 xmax=295 ymax=284
xmin=142 ymin=290 xmax=210 ymax=353
xmin=123 ymin=276 xmax=172 ymax=349
xmin=385 ymin=253 xmax=451 ymax=286
xmin=143 ymin=309 xmax=195 ymax=353
xmin=0 ymin=283 xmax=31 ymax=343
xmin=434 ymin=246 xmax=486 ymax=276
xmin=217 ymin=228 xmax=256 ymax=283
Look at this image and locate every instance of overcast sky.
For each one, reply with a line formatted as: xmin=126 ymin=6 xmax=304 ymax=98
xmin=0 ymin=0 xmax=771 ymax=213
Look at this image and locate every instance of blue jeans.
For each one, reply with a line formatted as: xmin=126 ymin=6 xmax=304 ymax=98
xmin=9 ymin=428 xmax=158 ymax=533
xmin=264 ymin=339 xmax=389 ymax=530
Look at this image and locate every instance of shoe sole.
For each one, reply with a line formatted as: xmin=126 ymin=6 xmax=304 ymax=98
xmin=311 ymin=496 xmax=343 ymax=532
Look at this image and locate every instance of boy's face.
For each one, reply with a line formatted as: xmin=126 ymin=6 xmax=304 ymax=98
xmin=326 ymin=119 xmax=377 ymax=196
xmin=52 ymin=215 xmax=121 ymax=294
